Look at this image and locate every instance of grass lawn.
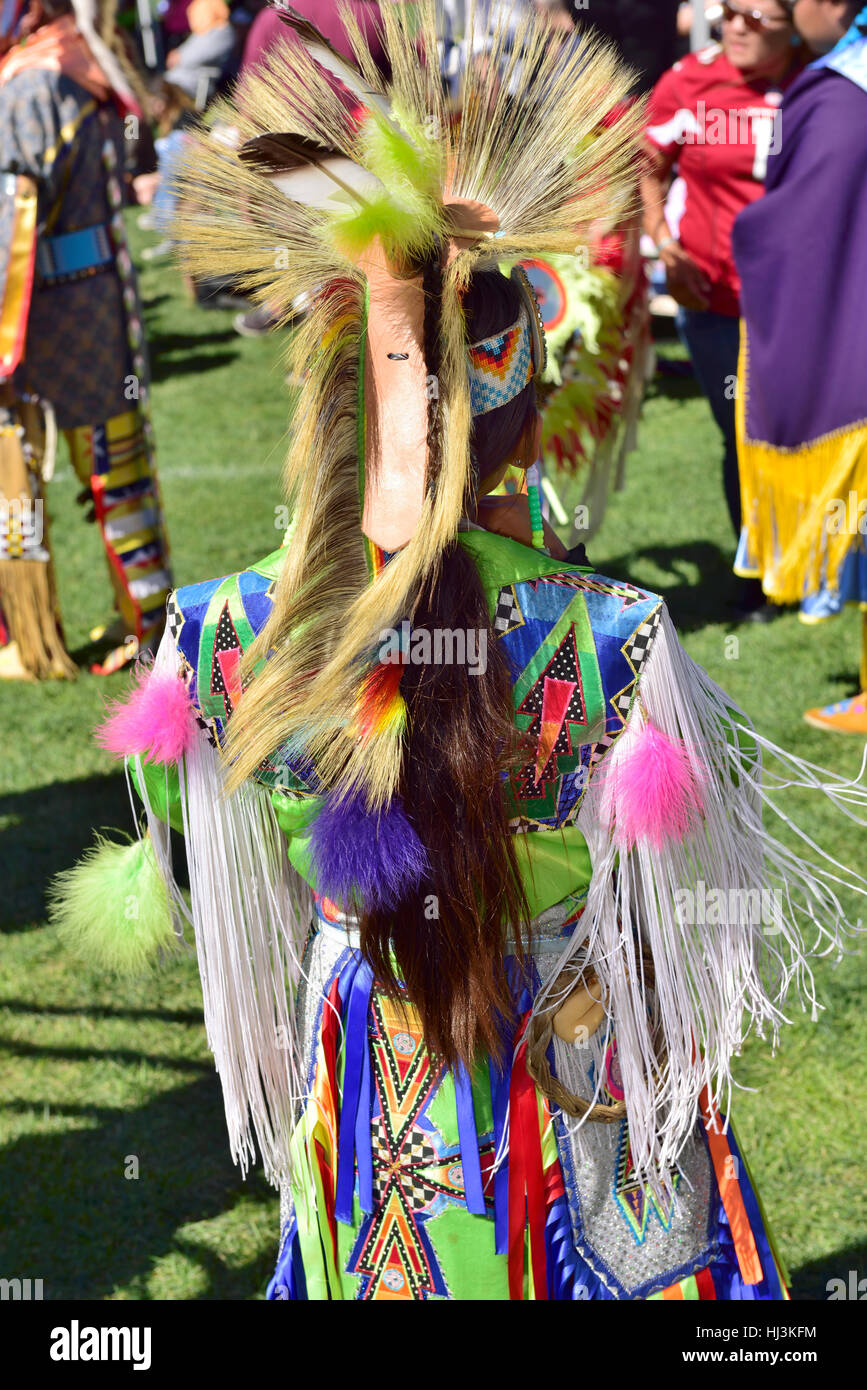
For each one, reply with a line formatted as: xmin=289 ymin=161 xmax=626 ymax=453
xmin=1 ymin=222 xmax=864 ymax=1300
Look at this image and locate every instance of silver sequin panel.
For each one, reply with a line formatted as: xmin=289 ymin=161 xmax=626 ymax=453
xmin=538 ymin=939 xmax=716 ymax=1298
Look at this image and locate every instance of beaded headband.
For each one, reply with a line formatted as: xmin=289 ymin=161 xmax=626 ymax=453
xmin=468 ymin=266 xmax=547 ymax=417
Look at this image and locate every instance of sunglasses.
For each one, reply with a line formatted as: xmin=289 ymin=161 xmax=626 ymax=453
xmin=721 ymin=2 xmax=792 ymax=30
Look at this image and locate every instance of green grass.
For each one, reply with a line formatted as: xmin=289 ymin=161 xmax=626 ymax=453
xmin=1 ymin=223 xmax=864 ymax=1299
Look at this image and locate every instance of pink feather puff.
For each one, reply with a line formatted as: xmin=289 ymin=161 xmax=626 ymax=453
xmin=603 ymin=719 xmax=706 ymax=851
xmin=97 ymin=668 xmax=198 ymax=764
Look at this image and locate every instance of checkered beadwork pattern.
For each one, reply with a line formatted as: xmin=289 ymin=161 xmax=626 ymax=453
xmin=371 ymin=1117 xmax=441 ymax=1206
xmin=610 ymin=603 xmax=663 ymax=723
xmin=493 ymin=584 xmax=524 ymax=634
xmin=166 ymin=592 xmax=184 ymax=643
xmin=624 ymin=605 xmax=662 ymax=672
xmin=468 ymin=306 xmax=534 ymax=417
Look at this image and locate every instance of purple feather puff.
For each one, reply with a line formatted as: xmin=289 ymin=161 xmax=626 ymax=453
xmin=309 ymin=789 xmax=429 ymax=912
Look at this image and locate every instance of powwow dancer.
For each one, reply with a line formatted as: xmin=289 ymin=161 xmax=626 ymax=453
xmin=0 ymin=0 xmax=172 ymax=679
xmin=733 ymin=0 xmax=867 ymax=732
xmin=52 ymin=3 xmax=867 ymax=1301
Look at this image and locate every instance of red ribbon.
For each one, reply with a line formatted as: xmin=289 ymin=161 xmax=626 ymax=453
xmin=507 ymin=1021 xmax=549 ymax=1301
xmin=319 ymin=977 xmax=342 ymax=1270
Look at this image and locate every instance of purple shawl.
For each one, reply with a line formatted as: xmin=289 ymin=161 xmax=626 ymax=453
xmin=732 ymin=66 xmax=867 ymax=449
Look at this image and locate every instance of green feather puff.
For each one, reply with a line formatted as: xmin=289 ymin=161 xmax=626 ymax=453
xmin=48 ymin=833 xmax=177 ymax=974
xmin=362 ymin=108 xmax=442 ymax=202
xmin=332 ymin=113 xmax=444 ymax=262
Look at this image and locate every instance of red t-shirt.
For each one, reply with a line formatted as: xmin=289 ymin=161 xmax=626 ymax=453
xmin=646 ymin=44 xmax=800 ymax=316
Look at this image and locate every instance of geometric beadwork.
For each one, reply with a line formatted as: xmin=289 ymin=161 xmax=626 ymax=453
xmin=609 ymin=601 xmax=663 ymax=725
xmin=468 ymin=306 xmax=535 ymax=416
xmin=613 ymin=1119 xmax=679 ymax=1245
xmin=515 ymin=625 xmax=587 ymax=795
xmin=493 ymin=584 xmax=524 ymax=635
xmin=345 ymin=988 xmax=495 ymax=1301
xmin=496 ymin=571 xmax=665 ymax=831
xmin=624 ymin=605 xmax=662 ymax=673
xmin=166 ymin=592 xmax=184 ymax=643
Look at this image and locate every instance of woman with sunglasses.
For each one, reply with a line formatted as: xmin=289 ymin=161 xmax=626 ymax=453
xmin=641 ymin=0 xmax=803 ymax=617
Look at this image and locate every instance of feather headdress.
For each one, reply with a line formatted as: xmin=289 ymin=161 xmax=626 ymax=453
xmin=171 ymin=0 xmax=641 ymax=810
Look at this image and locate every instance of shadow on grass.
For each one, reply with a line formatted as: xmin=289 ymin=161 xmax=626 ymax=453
xmin=827 ymin=667 xmax=865 ymax=691
xmin=645 ymin=370 xmax=704 ymax=406
xmin=150 ymin=350 xmax=239 ymax=382
xmin=0 ymin=1001 xmax=202 ymax=1024
xmin=140 ymin=292 xmax=172 ymax=311
xmin=0 ymin=1037 xmax=211 ymax=1073
xmin=0 ymin=774 xmax=186 ymax=933
xmin=597 ymin=541 xmax=740 ymax=634
xmin=152 ymin=328 xmax=240 ymax=352
xmin=147 ymin=325 xmax=243 ymax=383
xmin=0 ymin=1076 xmax=276 ymax=1300
xmin=66 ymin=638 xmax=128 ymax=669
xmin=790 ymin=1243 xmax=867 ymax=1301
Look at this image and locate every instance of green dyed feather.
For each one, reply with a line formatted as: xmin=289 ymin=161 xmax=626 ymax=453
xmin=327 ymin=111 xmax=444 ymax=261
xmin=48 ymin=833 xmax=178 ymax=975
xmin=333 ymin=189 xmax=441 ymax=263
xmin=360 ymin=109 xmax=442 ymax=202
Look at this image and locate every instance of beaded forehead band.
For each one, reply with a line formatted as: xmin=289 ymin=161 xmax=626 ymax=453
xmin=468 ymin=266 xmax=547 ymax=417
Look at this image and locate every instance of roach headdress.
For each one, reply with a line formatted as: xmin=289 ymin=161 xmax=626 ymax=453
xmin=171 ymin=0 xmax=640 ymax=811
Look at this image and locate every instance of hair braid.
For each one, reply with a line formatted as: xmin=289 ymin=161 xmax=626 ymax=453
xmin=356 ymin=257 xmax=534 ymax=1070
xmin=421 ymin=253 xmax=445 ymax=505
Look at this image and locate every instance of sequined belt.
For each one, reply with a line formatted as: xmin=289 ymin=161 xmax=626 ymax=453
xmin=313 ymin=893 xmax=587 ymax=957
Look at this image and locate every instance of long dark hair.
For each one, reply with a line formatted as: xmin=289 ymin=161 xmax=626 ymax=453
xmin=358 ymin=264 xmax=538 ymax=1070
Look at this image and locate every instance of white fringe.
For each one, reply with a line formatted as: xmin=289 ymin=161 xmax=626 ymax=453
xmin=132 ymin=624 xmax=192 ymax=941
xmin=135 ymin=623 xmax=315 ymax=1187
xmin=536 ymin=605 xmax=867 ymax=1190
xmin=178 ymin=729 xmax=315 ymax=1187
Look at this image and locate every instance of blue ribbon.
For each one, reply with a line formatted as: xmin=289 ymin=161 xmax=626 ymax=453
xmin=354 ymin=1019 xmax=374 ymax=1216
xmin=488 ymin=1054 xmax=511 ymax=1255
xmin=486 ymin=957 xmax=537 ymax=1255
xmin=266 ymin=1215 xmax=307 ymax=1301
xmin=454 ymin=1062 xmax=487 ymax=1217
xmin=543 ymin=1195 xmax=614 ymax=1302
xmin=335 ymin=957 xmax=374 ymax=1224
